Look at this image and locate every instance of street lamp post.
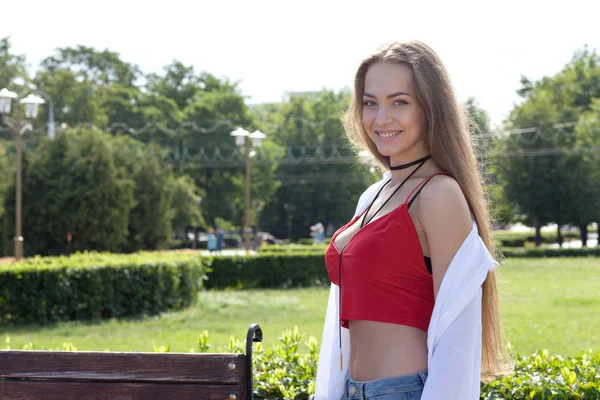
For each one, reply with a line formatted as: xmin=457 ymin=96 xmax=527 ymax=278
xmin=230 ymin=127 xmax=266 ymax=254
xmin=0 ymin=88 xmax=45 ymax=260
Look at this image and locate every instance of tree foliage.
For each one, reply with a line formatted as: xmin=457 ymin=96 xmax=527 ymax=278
xmin=2 ymin=36 xmax=598 ymax=254
xmin=495 ymin=46 xmax=600 ymax=244
xmin=255 ymin=91 xmax=375 ymax=240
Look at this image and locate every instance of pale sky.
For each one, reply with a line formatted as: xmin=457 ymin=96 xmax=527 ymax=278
xmin=2 ymin=0 xmax=599 ymax=127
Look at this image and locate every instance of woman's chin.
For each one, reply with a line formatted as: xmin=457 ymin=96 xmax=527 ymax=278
xmin=375 ymin=145 xmax=403 ymax=158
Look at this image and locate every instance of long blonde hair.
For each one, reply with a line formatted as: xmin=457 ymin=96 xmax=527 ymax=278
xmin=344 ymin=40 xmax=505 ymax=378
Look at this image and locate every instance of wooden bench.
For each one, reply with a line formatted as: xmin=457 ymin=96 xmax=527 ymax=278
xmin=0 ymin=323 xmax=263 ymax=400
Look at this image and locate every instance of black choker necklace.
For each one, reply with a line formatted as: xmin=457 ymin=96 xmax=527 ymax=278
xmin=390 ymin=155 xmax=432 ymax=170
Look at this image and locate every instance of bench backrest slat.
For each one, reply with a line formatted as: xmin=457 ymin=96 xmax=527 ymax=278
xmin=0 ymin=380 xmax=245 ymax=400
xmin=0 ymin=322 xmax=263 ymax=400
xmin=0 ymin=351 xmax=246 ymax=384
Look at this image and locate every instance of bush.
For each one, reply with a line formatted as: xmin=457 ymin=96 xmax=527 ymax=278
xmin=0 ymin=252 xmax=207 ymax=324
xmin=257 ymin=243 xmax=600 ymax=260
xmin=494 ymin=230 xmax=581 ymax=248
xmin=481 ymin=349 xmax=600 ymax=399
xmin=253 ymin=327 xmax=318 ymax=399
xmin=501 ymin=247 xmax=600 ymax=258
xmin=187 ymin=333 xmax=600 ymax=400
xmin=296 ymin=238 xmax=331 ymax=246
xmin=204 ymin=253 xmax=328 ymax=289
xmin=206 ymin=247 xmax=600 ymax=291
xmin=5 ymin=247 xmax=598 ymax=325
xmin=257 ymin=244 xmax=327 ymax=254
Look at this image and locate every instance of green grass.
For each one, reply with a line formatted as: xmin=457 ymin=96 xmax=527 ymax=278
xmin=1 ymin=258 xmax=598 ymax=356
xmin=497 ymin=257 xmax=599 ymax=355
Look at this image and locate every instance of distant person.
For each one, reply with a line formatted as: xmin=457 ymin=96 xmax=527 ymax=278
xmin=310 ymin=223 xmax=324 ymax=244
xmin=312 ymin=222 xmax=326 ymax=245
xmin=207 ymin=228 xmax=217 ymax=254
xmin=216 ymin=228 xmax=225 ymax=252
xmin=316 ymin=41 xmax=504 ymax=400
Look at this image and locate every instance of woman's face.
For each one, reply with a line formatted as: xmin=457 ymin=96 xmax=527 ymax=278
xmin=362 ymin=61 xmax=427 ymax=164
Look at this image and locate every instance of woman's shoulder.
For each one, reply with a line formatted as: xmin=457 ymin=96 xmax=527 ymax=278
xmin=417 ymin=174 xmax=472 ymax=235
xmin=420 ymin=173 xmax=463 ymax=199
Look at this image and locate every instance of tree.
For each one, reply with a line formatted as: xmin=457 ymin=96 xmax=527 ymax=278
xmin=0 ymin=37 xmax=29 ymax=141
xmin=35 ymin=68 xmax=108 ymax=128
xmin=2 ymin=128 xmax=135 ymax=256
xmin=498 ymin=90 xmax=565 ymax=245
xmin=568 ymin=99 xmax=600 ymax=245
xmin=256 ymin=91 xmax=375 ymax=240
xmin=464 ymin=98 xmax=517 ymax=228
xmin=122 ymin=154 xmax=174 ymax=252
xmin=465 ymin=97 xmax=492 ymax=154
xmin=497 ymin=46 xmax=600 ymax=245
xmin=0 ymin=141 xmax=13 ymax=256
xmin=107 ymin=135 xmax=176 ymax=252
xmin=0 ymin=37 xmax=28 ymax=91
xmin=0 ymin=141 xmax=12 ymax=219
xmin=34 ymin=46 xmax=143 ymax=131
xmin=170 ymin=175 xmax=206 ymax=236
xmin=39 ymin=46 xmax=141 ymax=87
xmin=142 ymin=61 xmax=280 ymax=229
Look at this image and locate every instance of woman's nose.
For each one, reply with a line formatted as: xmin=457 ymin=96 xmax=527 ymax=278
xmin=375 ymin=108 xmax=393 ymax=126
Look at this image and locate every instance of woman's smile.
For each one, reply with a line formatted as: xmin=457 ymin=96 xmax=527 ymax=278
xmin=375 ymin=130 xmax=404 ymax=140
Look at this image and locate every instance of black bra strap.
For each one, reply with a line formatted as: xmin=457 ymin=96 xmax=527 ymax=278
xmin=407 ymin=176 xmax=437 ymax=209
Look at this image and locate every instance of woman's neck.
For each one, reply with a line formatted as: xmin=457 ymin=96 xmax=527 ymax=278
xmin=388 ymin=150 xmax=432 ymax=185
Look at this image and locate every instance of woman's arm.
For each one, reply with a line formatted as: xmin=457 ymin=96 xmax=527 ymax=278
xmin=417 ymin=175 xmax=487 ymax=399
xmin=417 ymin=175 xmax=473 ymax=298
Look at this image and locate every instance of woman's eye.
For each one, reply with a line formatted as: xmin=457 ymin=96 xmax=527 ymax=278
xmin=363 ymin=100 xmax=377 ymax=107
xmin=394 ymin=100 xmax=408 ymax=106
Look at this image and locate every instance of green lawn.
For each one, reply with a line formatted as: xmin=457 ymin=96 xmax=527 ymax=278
xmin=1 ymin=258 xmax=598 ymax=356
xmin=497 ymin=257 xmax=599 ymax=355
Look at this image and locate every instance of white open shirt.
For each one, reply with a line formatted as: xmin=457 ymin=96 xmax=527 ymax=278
xmin=315 ymin=172 xmax=499 ymax=400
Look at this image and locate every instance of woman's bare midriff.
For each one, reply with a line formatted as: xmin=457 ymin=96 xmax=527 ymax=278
xmin=348 ymin=320 xmax=428 ymax=381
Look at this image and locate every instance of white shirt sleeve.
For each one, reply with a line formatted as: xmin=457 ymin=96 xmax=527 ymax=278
xmin=315 ymin=283 xmax=349 ymax=400
xmin=421 ymin=287 xmax=483 ymax=400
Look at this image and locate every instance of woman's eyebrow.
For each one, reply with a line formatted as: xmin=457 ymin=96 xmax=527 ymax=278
xmin=363 ymin=91 xmax=411 ymax=99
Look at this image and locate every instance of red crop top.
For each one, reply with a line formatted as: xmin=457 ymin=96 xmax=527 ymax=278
xmin=325 ymin=172 xmax=449 ymax=332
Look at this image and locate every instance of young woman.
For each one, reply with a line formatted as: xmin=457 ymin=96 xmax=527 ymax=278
xmin=315 ymin=41 xmax=504 ymax=399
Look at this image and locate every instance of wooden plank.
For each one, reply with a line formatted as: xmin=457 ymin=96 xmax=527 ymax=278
xmin=0 ymin=351 xmax=246 ymax=384
xmin=0 ymin=380 xmax=247 ymax=400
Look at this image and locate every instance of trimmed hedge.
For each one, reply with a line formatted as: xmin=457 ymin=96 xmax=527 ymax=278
xmin=494 ymin=230 xmax=582 ymax=248
xmin=204 ymin=248 xmax=600 ymax=289
xmin=294 ymin=229 xmax=594 ymax=248
xmin=4 ymin=247 xmax=598 ymax=324
xmin=501 ymin=247 xmax=600 ymax=258
xmin=0 ymin=252 xmax=207 ymax=325
xmin=257 ymin=244 xmax=327 ymax=254
xmin=258 ymin=244 xmax=600 ymax=258
xmin=297 ymin=238 xmax=331 ymax=245
xmin=204 ymin=253 xmax=328 ymax=289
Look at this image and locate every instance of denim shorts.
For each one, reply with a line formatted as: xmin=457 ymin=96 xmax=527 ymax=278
xmin=341 ymin=371 xmax=428 ymax=400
